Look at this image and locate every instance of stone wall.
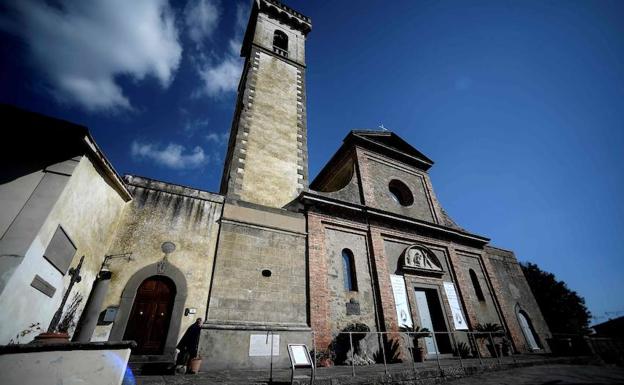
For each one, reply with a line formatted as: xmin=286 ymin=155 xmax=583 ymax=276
xmin=455 ymin=252 xmax=501 ymax=326
xmin=201 ymin=202 xmax=308 ymax=369
xmin=0 ymin=156 xmax=128 ymax=344
xmin=483 ymin=246 xmax=552 ymax=353
xmin=0 ymin=344 xmax=132 ymax=385
xmin=312 ymin=158 xmax=362 ymax=205
xmin=324 ymin=226 xmax=376 ymax=333
xmin=224 ymin=47 xmax=307 ymax=208
xmin=254 ymin=13 xmax=306 ymax=64
xmin=357 ymin=149 xmax=439 ymax=224
xmin=96 ymin=176 xmax=223 ymax=350
xmin=205 ymin=203 xmax=307 ymax=326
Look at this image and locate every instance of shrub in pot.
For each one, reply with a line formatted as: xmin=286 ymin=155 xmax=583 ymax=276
xmin=400 ymin=325 xmax=430 ymax=362
xmin=474 ymin=323 xmax=504 ymax=358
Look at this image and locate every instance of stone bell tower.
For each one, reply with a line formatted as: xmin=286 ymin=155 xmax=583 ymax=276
xmin=202 ymin=1 xmax=312 ymax=370
xmin=220 ymin=0 xmax=311 ymax=208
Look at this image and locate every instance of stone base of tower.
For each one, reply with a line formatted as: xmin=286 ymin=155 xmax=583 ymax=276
xmin=198 ymin=322 xmax=312 ymax=370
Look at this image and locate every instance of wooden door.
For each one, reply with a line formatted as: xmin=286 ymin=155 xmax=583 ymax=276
xmin=123 ymin=276 xmax=175 ymax=355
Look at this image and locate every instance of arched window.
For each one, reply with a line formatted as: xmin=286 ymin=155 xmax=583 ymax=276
xmin=342 ymin=249 xmax=357 ymax=291
xmin=469 ymin=269 xmax=485 ymax=301
xmin=273 ymin=30 xmax=288 ymax=55
xmin=517 ymin=310 xmax=541 ymax=351
xmin=388 ymin=179 xmax=414 ymax=206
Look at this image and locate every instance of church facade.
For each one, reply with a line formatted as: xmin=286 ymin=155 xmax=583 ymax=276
xmin=0 ymin=0 xmax=550 ymax=371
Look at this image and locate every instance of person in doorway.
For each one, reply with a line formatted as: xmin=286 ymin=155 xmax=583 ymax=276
xmin=176 ymin=318 xmax=202 ymax=373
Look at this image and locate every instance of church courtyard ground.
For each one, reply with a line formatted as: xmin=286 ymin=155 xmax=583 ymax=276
xmin=124 ymin=355 xmax=624 ymax=385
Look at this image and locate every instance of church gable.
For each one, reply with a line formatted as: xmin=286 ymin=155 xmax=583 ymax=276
xmin=308 ymin=129 xmax=477 ymax=231
xmin=351 ymin=130 xmax=434 ymax=171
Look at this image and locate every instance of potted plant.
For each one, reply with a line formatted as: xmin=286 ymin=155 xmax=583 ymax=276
xmin=501 ymin=336 xmax=512 ymax=356
xmin=9 ymin=323 xmax=42 ymax=344
xmin=315 ymin=350 xmax=335 ymax=367
xmin=333 ymin=323 xmax=370 ymax=365
xmin=400 ymin=325 xmax=430 ymax=362
xmin=34 ymin=293 xmax=83 ymax=344
xmin=188 ymin=355 xmax=202 ymax=374
xmin=454 ymin=341 xmax=472 ymax=359
xmin=474 ymin=323 xmax=504 ymax=358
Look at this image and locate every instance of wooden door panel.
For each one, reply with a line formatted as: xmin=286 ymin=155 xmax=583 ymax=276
xmin=124 ymin=277 xmax=176 ymax=355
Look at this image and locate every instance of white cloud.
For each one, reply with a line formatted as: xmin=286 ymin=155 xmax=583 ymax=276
xmin=0 ymin=0 xmax=182 ymax=112
xmin=235 ymin=2 xmax=249 ymax=31
xmin=184 ymin=117 xmax=210 ymax=134
xmin=131 ymin=141 xmax=207 ymax=169
xmin=185 ymin=0 xmax=220 ymax=46
xmin=192 ymin=1 xmax=248 ymax=98
xmin=205 ymin=131 xmax=229 ymax=145
xmin=197 ymin=57 xmax=242 ymax=97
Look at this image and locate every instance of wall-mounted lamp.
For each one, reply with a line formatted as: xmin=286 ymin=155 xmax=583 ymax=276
xmin=157 ymin=242 xmax=176 ymax=274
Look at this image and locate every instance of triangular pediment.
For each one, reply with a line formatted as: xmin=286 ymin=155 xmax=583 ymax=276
xmin=350 ymin=130 xmax=434 ymax=171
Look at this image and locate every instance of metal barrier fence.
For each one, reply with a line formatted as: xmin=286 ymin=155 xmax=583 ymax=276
xmin=311 ymin=330 xmax=518 ymax=377
xmin=260 ymin=330 xmax=623 ymax=381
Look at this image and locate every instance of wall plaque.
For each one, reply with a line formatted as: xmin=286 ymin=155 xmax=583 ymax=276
xmin=443 ymin=282 xmax=468 ymax=330
xmin=390 ymin=274 xmax=413 ymax=328
xmin=249 ymin=334 xmax=280 ymax=356
xmin=346 ymin=299 xmax=360 ymax=315
xmin=31 ymin=274 xmax=56 ymax=298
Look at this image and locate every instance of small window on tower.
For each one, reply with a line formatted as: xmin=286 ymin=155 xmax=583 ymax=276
xmin=273 ymin=30 xmax=288 ymax=57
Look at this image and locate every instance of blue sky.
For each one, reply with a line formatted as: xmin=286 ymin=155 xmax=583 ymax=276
xmin=1 ymin=0 xmax=623 ymax=324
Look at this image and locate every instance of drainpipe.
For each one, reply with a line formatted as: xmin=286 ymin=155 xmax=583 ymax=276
xmin=73 ymin=270 xmax=112 ymax=342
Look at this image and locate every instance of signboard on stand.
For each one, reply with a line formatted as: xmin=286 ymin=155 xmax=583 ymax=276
xmin=287 ymin=344 xmax=315 ymax=385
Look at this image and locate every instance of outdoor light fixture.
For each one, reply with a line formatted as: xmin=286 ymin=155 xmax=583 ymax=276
xmin=161 ymin=241 xmax=176 ymax=255
xmin=158 ymin=241 xmax=176 ymax=274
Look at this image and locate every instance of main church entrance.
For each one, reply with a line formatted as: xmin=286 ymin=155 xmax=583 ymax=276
xmin=414 ymin=288 xmax=452 ymax=355
xmin=123 ymin=276 xmax=176 ymax=355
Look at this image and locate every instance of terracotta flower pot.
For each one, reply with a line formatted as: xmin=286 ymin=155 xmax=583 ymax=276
xmin=188 ymin=357 xmax=202 ymax=374
xmin=319 ymin=357 xmax=333 ymax=367
xmin=414 ymin=347 xmax=426 ymax=362
xmin=33 ymin=332 xmax=70 ymax=344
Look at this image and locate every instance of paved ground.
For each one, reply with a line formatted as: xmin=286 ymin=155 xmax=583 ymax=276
xmin=447 ymin=364 xmax=624 ymax=384
xmin=125 ymin=356 xmax=624 ymax=385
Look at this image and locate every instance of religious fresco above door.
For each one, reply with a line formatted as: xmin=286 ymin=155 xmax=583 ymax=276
xmin=401 ymin=244 xmax=444 ymax=277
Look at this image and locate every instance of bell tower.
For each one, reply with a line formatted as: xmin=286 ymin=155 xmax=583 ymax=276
xmin=221 ymin=0 xmax=311 ymax=208
xmin=202 ymin=1 xmax=312 ymax=370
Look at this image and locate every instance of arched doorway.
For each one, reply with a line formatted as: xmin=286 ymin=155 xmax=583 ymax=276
xmin=517 ymin=310 xmax=540 ymax=351
xmin=123 ymin=276 xmax=176 ymax=355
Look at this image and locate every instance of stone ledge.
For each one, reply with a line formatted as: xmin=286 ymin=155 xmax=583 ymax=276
xmin=0 ymin=340 xmax=136 ymax=355
xmin=202 ymin=321 xmax=311 ymax=331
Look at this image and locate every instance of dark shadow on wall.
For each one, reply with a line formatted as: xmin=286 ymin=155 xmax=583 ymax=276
xmin=1 ymin=104 xmax=87 ymax=185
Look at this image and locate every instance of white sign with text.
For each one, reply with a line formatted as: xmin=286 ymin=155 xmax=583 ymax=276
xmin=390 ymin=274 xmax=413 ymax=328
xmin=249 ymin=334 xmax=280 ymax=356
xmin=443 ymin=282 xmax=468 ymax=330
